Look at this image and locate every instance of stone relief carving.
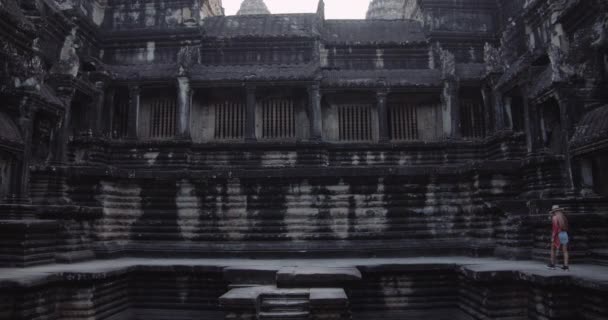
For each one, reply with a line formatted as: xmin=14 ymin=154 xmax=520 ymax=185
xmin=1 ymin=39 xmax=45 ymax=92
xmin=438 ymin=46 xmax=456 ymax=79
xmin=51 ymin=28 xmax=81 ymax=77
xmin=54 ymin=0 xmax=76 ymax=11
xmin=484 ymin=43 xmax=503 ymax=74
xmin=177 ymin=45 xmax=200 ymax=75
xmin=592 ymin=14 xmax=608 ymax=49
xmin=548 ymin=44 xmax=574 ymax=82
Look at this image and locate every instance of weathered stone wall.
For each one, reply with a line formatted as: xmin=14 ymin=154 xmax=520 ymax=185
xmin=62 ymin=154 xmax=520 ymax=257
xmin=104 ymin=0 xmax=206 ymax=30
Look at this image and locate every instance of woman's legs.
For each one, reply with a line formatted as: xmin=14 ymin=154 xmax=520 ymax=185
xmin=563 ymin=245 xmax=569 ymax=267
xmin=550 ymin=243 xmax=556 ymax=265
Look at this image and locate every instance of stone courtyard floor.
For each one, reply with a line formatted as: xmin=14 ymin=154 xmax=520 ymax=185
xmin=1 ymin=257 xmax=607 ymax=288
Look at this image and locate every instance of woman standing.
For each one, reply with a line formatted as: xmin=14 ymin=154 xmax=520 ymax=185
xmin=547 ymin=205 xmax=570 ymax=271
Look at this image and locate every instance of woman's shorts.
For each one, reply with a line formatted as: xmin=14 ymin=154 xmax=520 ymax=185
xmin=559 ymin=231 xmax=569 ymax=245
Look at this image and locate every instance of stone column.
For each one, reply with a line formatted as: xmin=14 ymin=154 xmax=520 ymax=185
xmin=556 ymin=91 xmax=575 ymax=191
xmin=103 ymin=87 xmax=115 ymax=138
xmin=53 ymin=89 xmax=75 ymax=164
xmin=377 ymin=90 xmax=389 ymax=142
xmin=521 ymin=86 xmax=539 ymax=153
xmin=127 ymin=84 xmax=140 ymax=139
xmin=308 ymin=84 xmax=323 ymax=141
xmin=442 ymin=80 xmax=461 ymax=138
xmin=93 ymin=81 xmax=106 ymax=137
xmin=177 ymin=77 xmax=192 ymax=139
xmin=245 ymin=84 xmax=257 ymax=142
xmin=481 ymin=85 xmax=498 ymax=134
xmin=10 ymin=101 xmax=35 ymax=204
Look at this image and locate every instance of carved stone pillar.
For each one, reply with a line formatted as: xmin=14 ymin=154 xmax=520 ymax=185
xmin=245 ymin=84 xmax=257 ymax=142
xmin=442 ymin=80 xmax=461 ymax=138
xmin=10 ymin=100 xmax=35 ymax=204
xmin=308 ymin=84 xmax=323 ymax=141
xmin=127 ymin=84 xmax=140 ymax=139
xmin=103 ymin=87 xmax=115 ymax=138
xmin=556 ymin=91 xmax=576 ymax=191
xmin=481 ymin=85 xmax=498 ymax=134
xmin=177 ymin=77 xmax=192 ymax=139
xmin=376 ymin=90 xmax=389 ymax=142
xmin=93 ymin=81 xmax=106 ymax=137
xmin=521 ymin=86 xmax=539 ymax=153
xmin=53 ymin=89 xmax=76 ymax=164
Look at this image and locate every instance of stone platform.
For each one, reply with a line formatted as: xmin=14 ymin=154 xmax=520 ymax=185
xmin=1 ymin=257 xmax=607 ymax=319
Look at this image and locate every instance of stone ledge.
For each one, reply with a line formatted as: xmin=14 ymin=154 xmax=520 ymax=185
xmin=276 ymin=266 xmax=362 ymax=288
xmin=0 ymin=257 xmax=606 ymax=291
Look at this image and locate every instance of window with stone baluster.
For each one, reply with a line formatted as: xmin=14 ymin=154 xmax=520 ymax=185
xmin=190 ymin=89 xmax=247 ymax=143
xmin=139 ymin=88 xmax=177 ymax=140
xmin=460 ymin=88 xmax=486 ymax=140
xmin=213 ymin=100 xmax=245 ymax=141
xmin=338 ymin=104 xmax=374 ymax=142
xmin=388 ymin=94 xmax=443 ymax=142
xmin=261 ymin=98 xmax=296 ymax=140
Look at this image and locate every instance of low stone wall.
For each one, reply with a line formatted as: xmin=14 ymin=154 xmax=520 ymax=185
xmin=1 ymin=260 xmax=606 ymax=320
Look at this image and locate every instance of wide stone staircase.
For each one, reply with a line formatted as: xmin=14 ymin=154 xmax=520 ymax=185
xmin=220 ymin=266 xmax=359 ymax=320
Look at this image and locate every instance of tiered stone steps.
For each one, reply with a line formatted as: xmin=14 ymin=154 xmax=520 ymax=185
xmin=258 ymin=293 xmax=311 ymax=320
xmin=220 ymin=266 xmax=357 ymax=320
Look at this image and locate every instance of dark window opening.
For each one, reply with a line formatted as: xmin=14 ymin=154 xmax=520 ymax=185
xmin=69 ymin=99 xmax=91 ymax=137
xmin=140 ymin=88 xmax=177 ymax=140
xmin=593 ymin=155 xmax=608 ymax=197
xmin=460 ymin=88 xmax=486 ymax=139
xmin=505 ymin=94 xmax=525 ymax=132
xmin=0 ymin=153 xmax=12 ymax=202
xmin=532 ymin=54 xmax=550 ymax=66
xmin=111 ymin=88 xmax=129 ymax=139
xmin=32 ymin=114 xmax=53 ymax=164
xmin=539 ymin=99 xmax=563 ymax=154
xmin=510 ymin=96 xmax=525 ymax=132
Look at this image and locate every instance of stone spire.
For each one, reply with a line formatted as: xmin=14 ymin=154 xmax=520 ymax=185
xmin=237 ymin=0 xmax=271 ymax=15
xmin=366 ymin=0 xmax=405 ymax=20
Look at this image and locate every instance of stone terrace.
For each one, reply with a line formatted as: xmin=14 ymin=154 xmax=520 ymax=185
xmin=1 ymin=257 xmax=607 ymax=319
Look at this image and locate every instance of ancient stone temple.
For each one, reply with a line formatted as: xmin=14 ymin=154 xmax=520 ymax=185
xmin=237 ymin=0 xmax=270 ymax=15
xmin=366 ymin=0 xmax=405 ymax=19
xmin=1 ymin=0 xmax=608 ymax=319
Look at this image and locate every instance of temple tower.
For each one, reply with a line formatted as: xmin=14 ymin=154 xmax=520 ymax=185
xmin=237 ymin=0 xmax=271 ymax=15
xmin=366 ymin=0 xmax=405 ymax=19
